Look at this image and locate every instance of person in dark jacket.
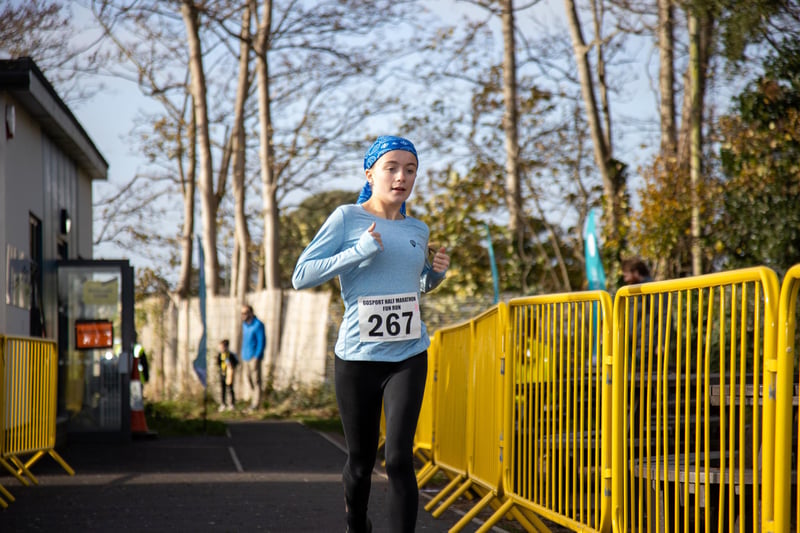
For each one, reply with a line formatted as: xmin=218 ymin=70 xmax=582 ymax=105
xmin=217 ymin=339 xmax=238 ymax=411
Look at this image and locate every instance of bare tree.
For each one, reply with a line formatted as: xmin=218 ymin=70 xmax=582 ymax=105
xmin=89 ymin=0 xmax=202 ymax=289
xmin=176 ymin=96 xmax=197 ymax=297
xmin=644 ymin=0 xmax=714 ymax=276
xmin=657 ymin=0 xmax=677 ymax=156
xmin=687 ymin=9 xmax=703 ymax=276
xmin=248 ymin=0 xmax=281 ymax=390
xmin=501 ymin=0 xmax=524 ymax=257
xmin=229 ymin=3 xmax=253 ymax=302
xmin=91 ymin=0 xmax=249 ymax=294
xmin=181 ymin=0 xmax=220 ymax=294
xmin=250 ymin=0 xmax=278 ymax=293
xmin=563 ymin=0 xmax=626 ymax=273
xmin=687 ymin=3 xmax=714 ymax=275
xmin=0 ymin=0 xmax=108 ymax=103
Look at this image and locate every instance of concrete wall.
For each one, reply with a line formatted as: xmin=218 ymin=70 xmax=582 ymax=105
xmin=137 ymin=289 xmax=332 ymax=404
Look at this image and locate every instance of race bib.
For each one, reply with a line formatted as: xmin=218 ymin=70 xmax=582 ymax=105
xmin=358 ymin=292 xmax=421 ymax=342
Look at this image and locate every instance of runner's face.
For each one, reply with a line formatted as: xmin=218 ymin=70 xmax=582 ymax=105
xmin=366 ymin=150 xmax=417 ymax=206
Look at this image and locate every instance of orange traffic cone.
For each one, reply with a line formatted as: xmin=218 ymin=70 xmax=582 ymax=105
xmin=130 ymin=358 xmax=156 ymax=438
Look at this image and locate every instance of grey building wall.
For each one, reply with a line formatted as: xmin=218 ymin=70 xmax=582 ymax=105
xmin=1 ymin=93 xmax=46 ymax=336
xmin=0 ymin=58 xmax=106 ymax=338
xmin=0 ymin=94 xmax=8 ymax=332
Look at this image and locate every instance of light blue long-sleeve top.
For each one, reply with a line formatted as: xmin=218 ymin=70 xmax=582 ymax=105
xmin=292 ymin=204 xmax=446 ymax=362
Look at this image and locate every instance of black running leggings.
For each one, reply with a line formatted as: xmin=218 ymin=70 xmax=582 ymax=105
xmin=335 ymin=351 xmax=427 ymax=533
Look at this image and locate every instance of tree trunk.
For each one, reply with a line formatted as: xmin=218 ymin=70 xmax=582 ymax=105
xmin=501 ymin=0 xmax=523 ymax=256
xmin=181 ymin=0 xmax=219 ymax=294
xmin=590 ymin=0 xmax=612 ymax=151
xmin=658 ymin=0 xmax=677 ymax=156
xmin=252 ymin=0 xmax=279 ymax=292
xmin=563 ymin=0 xmax=624 ymax=274
xmin=688 ymin=12 xmax=701 ymax=275
xmin=175 ymin=101 xmax=197 ymax=298
xmin=230 ymin=3 xmax=252 ymax=305
xmin=253 ymin=0 xmax=281 ymax=391
xmin=687 ymin=6 xmax=714 ymax=276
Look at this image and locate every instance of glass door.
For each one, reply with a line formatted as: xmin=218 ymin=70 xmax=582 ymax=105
xmin=57 ymin=260 xmax=133 ymax=438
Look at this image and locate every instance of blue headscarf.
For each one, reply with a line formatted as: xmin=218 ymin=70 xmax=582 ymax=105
xmin=357 ymin=135 xmax=418 ymax=215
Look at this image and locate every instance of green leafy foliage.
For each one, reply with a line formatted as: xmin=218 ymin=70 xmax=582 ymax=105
xmin=279 ymin=189 xmax=359 ymax=292
xmin=715 ymin=40 xmax=800 ymax=274
xmin=630 ymin=157 xmax=715 ymax=279
xmin=144 ymin=400 xmax=227 ymax=436
xmin=135 ymin=267 xmax=172 ymax=301
xmin=714 ymin=0 xmax=796 ymax=69
xmin=413 ymin=166 xmax=506 ymax=299
xmin=261 ymin=384 xmax=339 ymax=420
xmin=414 ymin=165 xmax=584 ymax=301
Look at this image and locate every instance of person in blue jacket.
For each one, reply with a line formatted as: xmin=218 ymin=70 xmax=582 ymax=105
xmin=240 ymin=304 xmax=266 ymax=411
xmin=292 ymin=136 xmax=450 ymax=533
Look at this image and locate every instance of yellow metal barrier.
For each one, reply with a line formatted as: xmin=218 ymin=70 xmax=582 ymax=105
xmin=774 ymin=264 xmax=800 ymax=533
xmin=417 ymin=321 xmax=472 ymax=496
xmin=0 ymin=335 xmax=75 ymax=507
xmin=429 ymin=304 xmax=514 ymax=530
xmin=611 ymin=267 xmax=779 ymax=533
xmin=478 ymin=291 xmax=613 ymax=533
xmin=420 ymin=266 xmax=800 ymax=532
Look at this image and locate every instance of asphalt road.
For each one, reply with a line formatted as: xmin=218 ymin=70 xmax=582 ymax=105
xmin=0 ymin=420 xmax=508 ymax=532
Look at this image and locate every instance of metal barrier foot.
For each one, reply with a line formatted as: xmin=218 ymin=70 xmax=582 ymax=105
xmin=0 ymin=457 xmax=29 ymax=486
xmin=416 ymin=463 xmax=439 ymax=487
xmin=476 ymin=499 xmax=516 ymax=533
xmin=509 ymin=507 xmax=545 ymax=532
xmin=433 ymin=478 xmax=474 ymax=518
xmin=0 ymin=482 xmax=14 ymax=506
xmin=10 ymin=455 xmax=38 ymax=485
xmin=47 ymin=450 xmax=76 ymax=476
xmin=448 ymin=491 xmax=495 ymax=532
xmin=413 ymin=445 xmax=431 ymax=464
xmin=424 ymin=474 xmax=463 ymax=512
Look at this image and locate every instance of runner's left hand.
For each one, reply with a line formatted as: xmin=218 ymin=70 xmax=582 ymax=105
xmin=432 ymin=246 xmax=450 ymax=273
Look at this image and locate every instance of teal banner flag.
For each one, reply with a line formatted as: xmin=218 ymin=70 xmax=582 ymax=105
xmin=485 ymin=224 xmax=499 ymax=304
xmin=193 ymin=236 xmax=208 ymax=387
xmin=583 ymin=208 xmax=606 ymax=364
xmin=583 ymin=208 xmax=606 ymax=291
